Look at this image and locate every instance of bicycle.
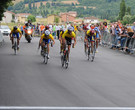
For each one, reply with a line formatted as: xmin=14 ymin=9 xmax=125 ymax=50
xmin=13 ymin=35 xmax=18 ymax=55
xmin=43 ymin=42 xmax=49 ymax=64
xmin=61 ymin=40 xmax=74 ymax=69
xmin=86 ymin=38 xmax=96 ymax=62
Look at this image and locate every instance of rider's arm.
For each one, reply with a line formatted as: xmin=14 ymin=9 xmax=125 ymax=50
xmin=9 ymin=29 xmax=13 ymax=40
xmin=50 ymin=34 xmax=55 ymax=45
xmin=18 ymin=29 xmax=22 ymax=40
xmin=39 ymin=36 xmax=43 ymax=44
xmin=59 ymin=32 xmax=62 ymax=40
xmin=72 ymin=32 xmax=76 ymax=45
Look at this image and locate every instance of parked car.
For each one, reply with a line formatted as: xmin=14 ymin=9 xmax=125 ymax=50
xmin=0 ymin=25 xmax=11 ymax=36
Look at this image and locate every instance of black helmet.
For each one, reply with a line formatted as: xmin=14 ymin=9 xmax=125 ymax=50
xmin=14 ymin=26 xmax=18 ymax=30
xmin=28 ymin=19 xmax=31 ymax=23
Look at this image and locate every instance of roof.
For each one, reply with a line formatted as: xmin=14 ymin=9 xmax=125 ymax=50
xmin=6 ymin=11 xmax=15 ymax=15
xmin=16 ymin=13 xmax=31 ymax=17
xmin=60 ymin=13 xmax=75 ymax=17
xmin=84 ymin=16 xmax=99 ymax=20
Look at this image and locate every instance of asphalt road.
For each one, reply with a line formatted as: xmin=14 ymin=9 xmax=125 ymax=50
xmin=0 ymin=36 xmax=135 ymax=107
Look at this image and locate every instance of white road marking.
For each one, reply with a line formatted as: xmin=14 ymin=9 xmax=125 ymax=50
xmin=0 ymin=107 xmax=135 ymax=109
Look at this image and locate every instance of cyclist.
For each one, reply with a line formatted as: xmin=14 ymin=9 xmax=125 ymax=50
xmin=59 ymin=28 xmax=65 ymax=54
xmin=10 ymin=26 xmax=22 ymax=50
xmin=84 ymin=29 xmax=96 ymax=55
xmin=39 ymin=30 xmax=55 ymax=59
xmin=94 ymin=24 xmax=101 ymax=52
xmin=62 ymin=26 xmax=76 ymax=56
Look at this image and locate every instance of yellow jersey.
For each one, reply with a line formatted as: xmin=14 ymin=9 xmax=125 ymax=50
xmin=11 ymin=28 xmax=22 ymax=34
xmin=41 ymin=34 xmax=54 ymax=40
xmin=62 ymin=30 xmax=76 ymax=39
xmin=86 ymin=30 xmax=96 ymax=37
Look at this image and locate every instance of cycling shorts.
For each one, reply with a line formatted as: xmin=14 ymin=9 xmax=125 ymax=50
xmin=12 ymin=33 xmax=19 ymax=39
xmin=65 ymin=37 xmax=72 ymax=45
xmin=43 ymin=39 xmax=50 ymax=44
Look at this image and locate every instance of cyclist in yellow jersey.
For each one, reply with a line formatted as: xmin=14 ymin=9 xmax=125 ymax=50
xmin=59 ymin=28 xmax=65 ymax=54
xmin=84 ymin=29 xmax=96 ymax=53
xmin=62 ymin=26 xmax=76 ymax=54
xmin=9 ymin=26 xmax=22 ymax=49
xmin=39 ymin=30 xmax=55 ymax=59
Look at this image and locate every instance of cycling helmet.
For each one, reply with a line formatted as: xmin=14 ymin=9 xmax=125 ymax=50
xmin=94 ymin=27 xmax=98 ymax=32
xmin=14 ymin=26 xmax=18 ymax=30
xmin=68 ymin=26 xmax=74 ymax=31
xmin=45 ymin=25 xmax=49 ymax=30
xmin=90 ymin=29 xmax=95 ymax=35
xmin=45 ymin=30 xmax=50 ymax=36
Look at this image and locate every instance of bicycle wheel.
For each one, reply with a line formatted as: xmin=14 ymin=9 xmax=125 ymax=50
xmin=44 ymin=47 xmax=48 ymax=64
xmin=65 ymin=51 xmax=69 ymax=69
xmin=91 ymin=43 xmax=96 ymax=62
xmin=61 ymin=55 xmax=64 ymax=67
xmin=88 ymin=47 xmax=90 ymax=61
xmin=14 ymin=42 xmax=17 ymax=55
xmin=44 ymin=53 xmax=48 ymax=64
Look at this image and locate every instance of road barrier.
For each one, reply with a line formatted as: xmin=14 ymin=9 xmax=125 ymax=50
xmin=76 ymin=29 xmax=135 ymax=55
xmin=101 ymin=30 xmax=135 ymax=54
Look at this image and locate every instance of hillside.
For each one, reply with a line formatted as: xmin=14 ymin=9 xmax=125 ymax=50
xmin=8 ymin=0 xmax=135 ymax=20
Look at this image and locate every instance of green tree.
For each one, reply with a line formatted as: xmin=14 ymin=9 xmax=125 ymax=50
xmin=130 ymin=15 xmax=135 ymax=24
xmin=127 ymin=6 xmax=131 ymax=15
xmin=119 ymin=0 xmax=126 ymax=20
xmin=46 ymin=2 xmax=50 ymax=8
xmin=54 ymin=17 xmax=59 ymax=23
xmin=27 ymin=15 xmax=36 ymax=22
xmin=0 ymin=0 xmax=13 ymax=20
xmin=122 ymin=15 xmax=132 ymax=25
xmin=28 ymin=0 xmax=32 ymax=9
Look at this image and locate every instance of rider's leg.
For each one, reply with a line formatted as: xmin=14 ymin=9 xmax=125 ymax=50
xmin=47 ymin=43 xmax=50 ymax=54
xmin=91 ymin=41 xmax=94 ymax=53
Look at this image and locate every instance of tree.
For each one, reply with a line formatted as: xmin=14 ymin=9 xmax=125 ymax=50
xmin=130 ymin=15 xmax=135 ymax=24
xmin=54 ymin=17 xmax=59 ymax=23
xmin=46 ymin=2 xmax=50 ymax=8
xmin=28 ymin=0 xmax=32 ymax=9
xmin=27 ymin=15 xmax=36 ymax=22
xmin=122 ymin=15 xmax=132 ymax=25
xmin=0 ymin=0 xmax=13 ymax=20
xmin=127 ymin=6 xmax=131 ymax=15
xmin=119 ymin=0 xmax=126 ymax=20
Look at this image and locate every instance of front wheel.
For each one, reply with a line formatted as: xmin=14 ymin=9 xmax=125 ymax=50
xmin=61 ymin=55 xmax=64 ymax=67
xmin=44 ymin=53 xmax=48 ymax=64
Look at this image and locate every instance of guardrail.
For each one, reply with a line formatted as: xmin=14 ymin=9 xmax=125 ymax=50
xmin=76 ymin=29 xmax=135 ymax=55
xmin=101 ymin=30 xmax=135 ymax=54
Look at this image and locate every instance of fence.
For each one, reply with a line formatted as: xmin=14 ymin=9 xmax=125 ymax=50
xmin=101 ymin=30 xmax=135 ymax=54
xmin=76 ymin=29 xmax=135 ymax=55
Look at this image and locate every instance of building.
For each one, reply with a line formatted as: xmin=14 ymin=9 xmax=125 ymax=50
xmin=1 ymin=11 xmax=15 ymax=23
xmin=73 ymin=19 xmax=83 ymax=24
xmin=68 ymin=11 xmax=77 ymax=17
xmin=60 ymin=11 xmax=77 ymax=18
xmin=15 ymin=13 xmax=31 ymax=23
xmin=84 ymin=16 xmax=99 ymax=24
xmin=47 ymin=14 xmax=61 ymax=24
xmin=60 ymin=13 xmax=75 ymax=23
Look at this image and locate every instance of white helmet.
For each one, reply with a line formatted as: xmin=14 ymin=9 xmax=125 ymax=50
xmin=45 ymin=30 xmax=50 ymax=36
xmin=68 ymin=26 xmax=74 ymax=31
